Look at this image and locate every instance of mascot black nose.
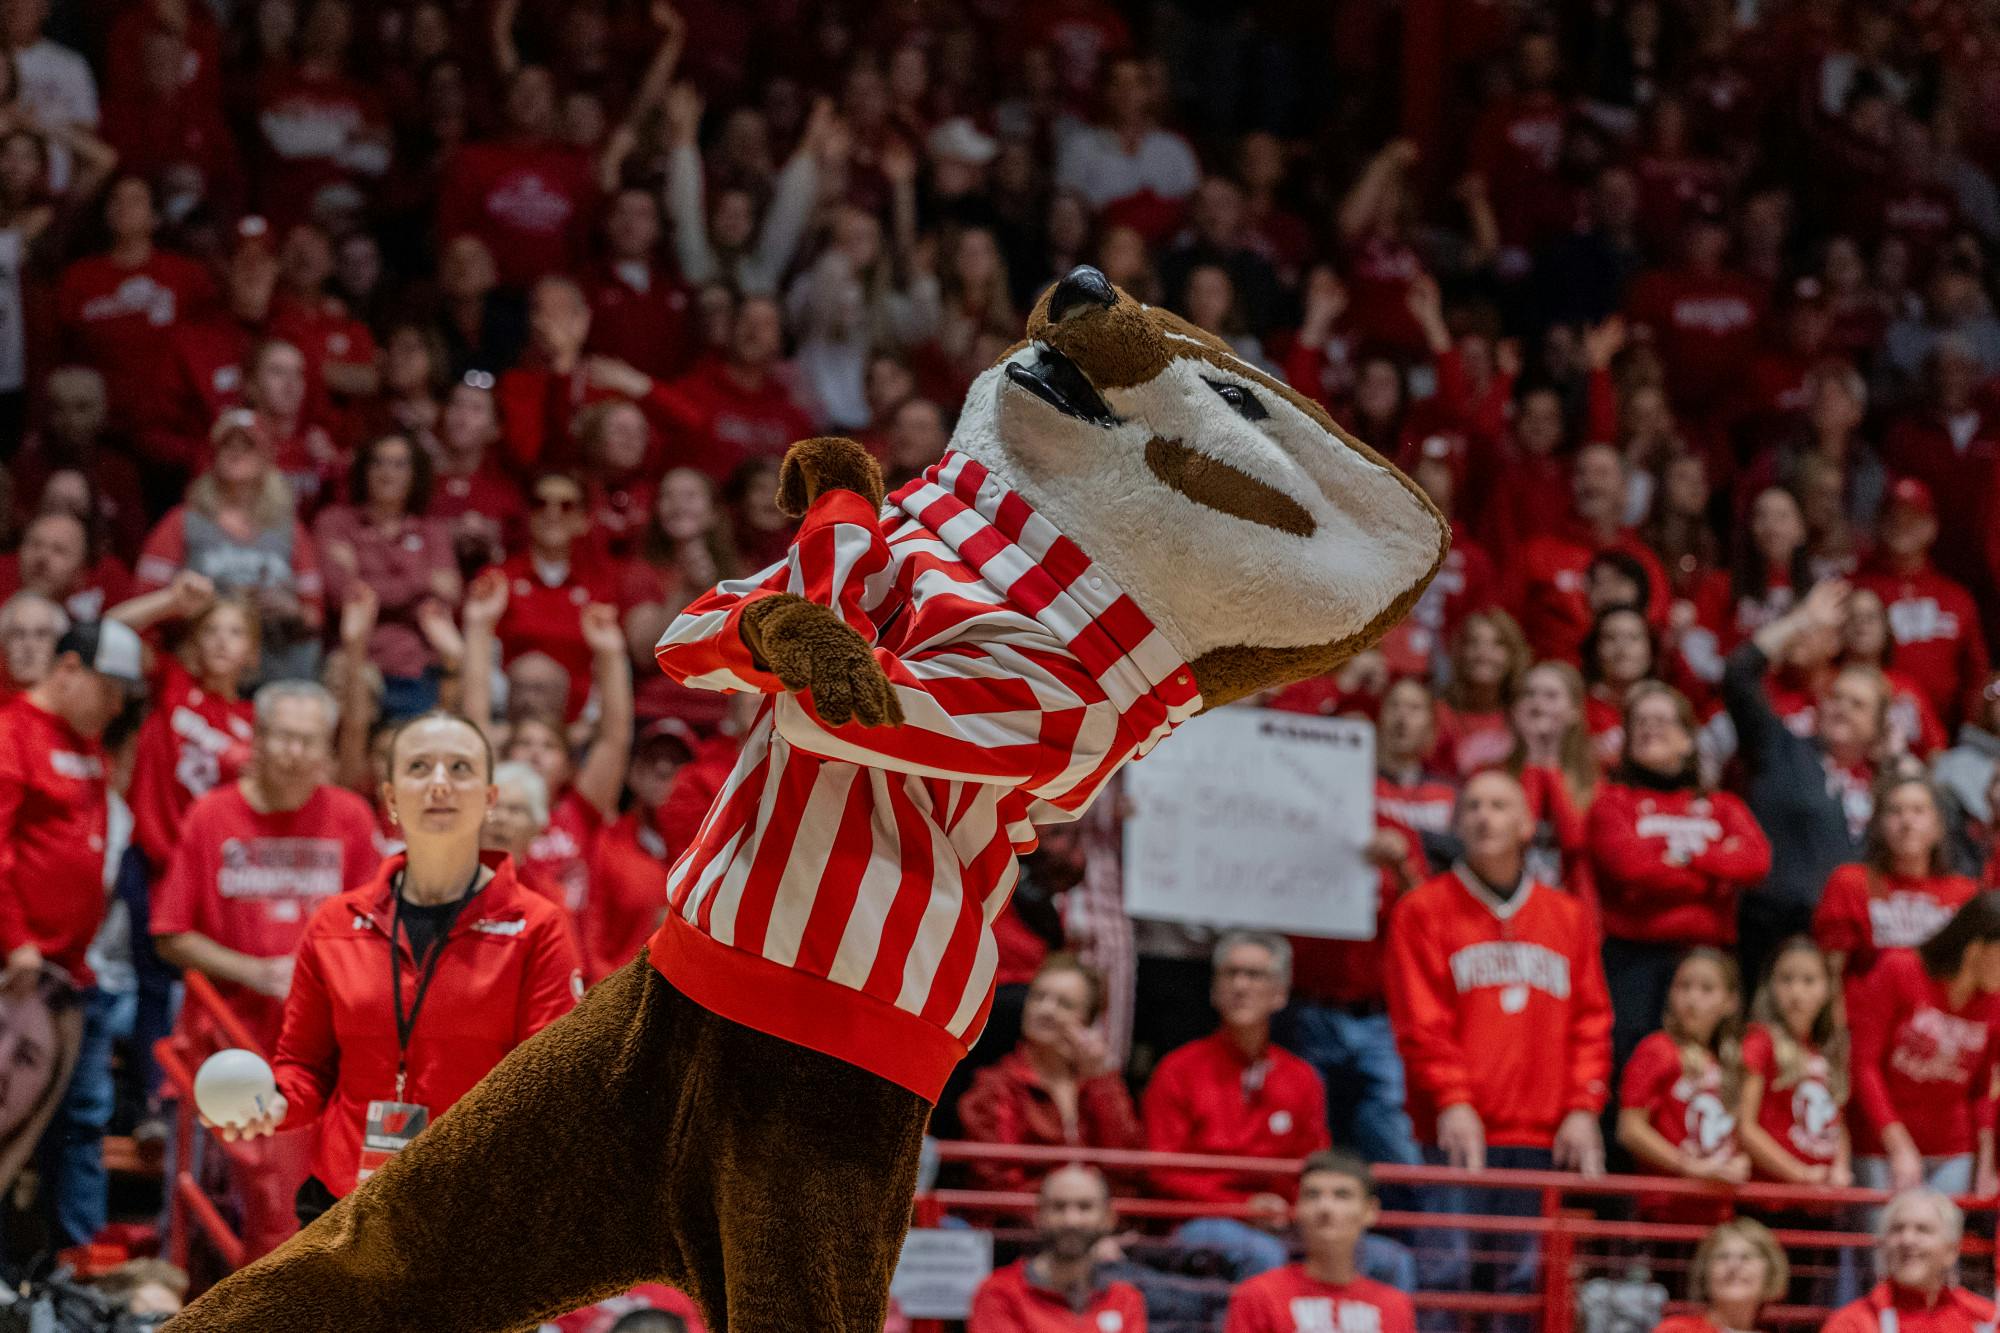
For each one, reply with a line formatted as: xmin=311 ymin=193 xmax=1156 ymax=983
xmin=1048 ymin=266 xmax=1116 ymax=324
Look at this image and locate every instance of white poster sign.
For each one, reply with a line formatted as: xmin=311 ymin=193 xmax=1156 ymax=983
xmin=890 ymin=1228 xmax=995 ymax=1319
xmin=1123 ymin=707 xmax=1377 ymax=939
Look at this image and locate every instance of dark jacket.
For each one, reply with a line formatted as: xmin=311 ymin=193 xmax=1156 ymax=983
xmin=1721 ymin=642 xmax=1865 ymax=909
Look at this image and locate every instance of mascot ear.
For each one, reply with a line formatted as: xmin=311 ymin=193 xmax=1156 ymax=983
xmin=776 ymin=437 xmax=886 ymax=518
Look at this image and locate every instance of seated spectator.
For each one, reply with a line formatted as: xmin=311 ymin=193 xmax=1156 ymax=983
xmin=1724 ymin=580 xmax=1885 ymax=984
xmin=583 ymin=721 xmax=690 ymax=985
xmin=1653 ymin=1218 xmax=1788 ymax=1333
xmin=1846 ymin=894 xmax=2000 ymax=1196
xmin=622 ymin=468 xmax=741 ymax=729
xmin=312 ymin=434 xmax=462 ymax=718
xmin=1615 ymin=949 xmax=1752 ymax=1203
xmin=967 ymin=1164 xmax=1147 ymax=1333
xmin=481 ymin=761 xmax=557 ymax=904
xmin=239 ymin=338 xmax=345 ymax=515
xmin=576 ymin=401 xmax=658 ymax=562
xmin=1433 ymin=610 xmax=1529 ymax=779
xmin=1221 ymin=1150 xmax=1417 ymax=1333
xmin=10 ymin=367 xmax=148 ymax=565
xmin=959 ymin=954 xmax=1140 ymax=1195
xmin=649 ymin=295 xmax=815 ymax=484
xmin=426 ymin=372 xmax=524 ymax=578
xmin=1738 ymin=938 xmax=1849 ymax=1185
xmin=1821 ymin=1189 xmax=1995 ymax=1333
xmin=0 ymin=511 xmax=133 ymax=625
xmin=1815 ymin=776 xmax=1976 ymax=988
xmin=1853 ymin=479 xmax=1989 ymax=735
xmin=1588 ymin=682 xmax=1770 ymax=1066
xmin=135 ymin=410 xmax=325 ymax=685
xmin=0 ymin=591 xmax=65 ymax=700
xmin=1386 ymin=770 xmax=1611 ymax=1310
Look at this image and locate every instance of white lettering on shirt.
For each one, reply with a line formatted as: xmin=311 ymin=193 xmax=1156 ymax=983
xmin=1870 ymin=892 xmax=1958 ymax=949
xmin=1287 ymin=1297 xmax=1386 ymax=1333
xmin=216 ymin=836 xmax=345 ymax=900
xmin=1447 ymin=941 xmax=1571 ymax=1000
xmin=1636 ymin=810 xmax=1722 ymax=862
xmin=50 ymin=749 xmax=102 ymax=780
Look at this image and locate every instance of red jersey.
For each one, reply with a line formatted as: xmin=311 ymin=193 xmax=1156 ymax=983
xmin=969 ymin=1261 xmax=1147 ymax=1333
xmin=251 ymin=64 xmax=387 ymax=226
xmin=524 ymin=789 xmax=603 ymax=918
xmin=582 ymin=260 xmax=695 ymax=382
xmin=1739 ymin=1022 xmax=1842 ymax=1173
xmin=1585 ymin=782 xmax=1771 ymax=946
xmin=125 ymin=660 xmax=254 ymax=871
xmin=0 ymin=553 xmax=134 ymax=626
xmin=488 ymin=552 xmax=625 ymax=721
xmin=1823 ymin=1285 xmax=1998 ymax=1333
xmin=1852 ymin=563 xmax=1990 ymax=731
xmin=435 ymin=139 xmax=596 ymax=287
xmin=1508 ymin=525 xmax=1670 ymax=665
xmin=1224 ymin=1267 xmax=1416 ymax=1333
xmin=1847 ymin=948 xmax=2000 ymax=1157
xmin=1141 ymin=1032 xmax=1329 ymax=1204
xmin=1625 ymin=267 xmax=1768 ymax=415
xmin=1386 ymin=869 xmax=1612 ymax=1148
xmin=957 ymin=1051 xmax=1143 ymax=1194
xmin=1620 ymin=1030 xmax=1740 ymax=1173
xmin=1375 ymin=771 xmax=1458 ymax=847
xmin=149 ymin=783 xmax=381 ymax=1045
xmin=56 ymin=250 xmax=216 ymax=435
xmin=1813 ymin=864 xmax=1977 ymax=982
xmin=582 ymin=809 xmax=668 ymax=984
xmin=651 ymin=362 xmax=815 ymax=483
xmin=1432 ymin=703 xmax=1512 ymax=779
xmin=0 ymin=696 xmax=108 ymax=985
xmin=272 ymin=852 xmax=581 ymax=1195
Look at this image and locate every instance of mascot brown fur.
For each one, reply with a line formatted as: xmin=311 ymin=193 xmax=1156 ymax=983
xmin=166 ymin=267 xmax=1448 ymax=1332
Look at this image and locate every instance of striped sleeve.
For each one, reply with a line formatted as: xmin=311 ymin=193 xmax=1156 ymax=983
xmin=656 ymin=489 xmax=895 ymax=695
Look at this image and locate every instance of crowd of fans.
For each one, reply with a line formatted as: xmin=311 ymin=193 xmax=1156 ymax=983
xmin=0 ymin=0 xmax=1999 ymax=1325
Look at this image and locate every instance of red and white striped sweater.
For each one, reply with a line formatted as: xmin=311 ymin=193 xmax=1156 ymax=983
xmin=647 ymin=452 xmax=1203 ymax=1100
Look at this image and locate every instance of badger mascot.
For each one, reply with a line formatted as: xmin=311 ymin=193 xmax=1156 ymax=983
xmin=168 ymin=268 xmax=1449 ymax=1332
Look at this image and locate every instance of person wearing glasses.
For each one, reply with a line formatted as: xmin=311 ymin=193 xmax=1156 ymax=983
xmin=0 ymin=591 xmax=67 ymax=700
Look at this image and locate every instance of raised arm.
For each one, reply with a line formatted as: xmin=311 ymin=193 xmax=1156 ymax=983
xmin=570 ymin=604 xmax=633 ymax=819
xmin=108 ymin=570 xmax=215 ymax=633
xmin=1338 ymin=139 xmax=1417 ymax=244
xmin=661 ymin=85 xmax=717 ymax=286
xmin=458 ymin=569 xmax=508 ymax=745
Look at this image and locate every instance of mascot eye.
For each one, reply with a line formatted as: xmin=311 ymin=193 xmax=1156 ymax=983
xmin=1205 ymin=378 xmax=1268 ymax=422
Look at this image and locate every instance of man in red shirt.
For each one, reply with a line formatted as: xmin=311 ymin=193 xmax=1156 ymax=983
xmin=1223 ymin=1151 xmax=1418 ymax=1333
xmin=967 ymin=1164 xmax=1148 ymax=1333
xmin=1824 ymin=1189 xmax=1994 ymax=1333
xmin=650 ymin=295 xmax=814 ymax=483
xmin=435 ymin=65 xmax=595 ymax=289
xmin=151 ymin=680 xmax=380 ymax=1047
xmin=1508 ymin=443 xmax=1669 ymax=664
xmin=0 ymin=513 xmax=132 ymax=624
xmin=1625 ymin=207 xmax=1768 ymax=421
xmin=250 ymin=0 xmax=388 ymax=227
xmin=0 ymin=618 xmax=144 ymax=1246
xmin=1853 ymin=478 xmax=1990 ymax=731
xmin=1386 ymin=769 xmax=1611 ymax=1317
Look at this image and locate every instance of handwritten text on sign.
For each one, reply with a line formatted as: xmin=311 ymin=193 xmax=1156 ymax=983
xmin=1123 ymin=707 xmax=1377 ymax=939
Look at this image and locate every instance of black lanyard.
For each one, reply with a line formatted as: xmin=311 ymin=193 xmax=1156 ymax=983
xmin=389 ymin=865 xmax=480 ymax=1101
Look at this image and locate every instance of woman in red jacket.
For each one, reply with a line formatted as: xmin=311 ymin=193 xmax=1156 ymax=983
xmin=210 ymin=711 xmax=582 ymax=1227
xmin=1847 ymin=893 xmax=2000 ymax=1196
xmin=956 ymin=953 xmax=1141 ymax=1194
xmin=1815 ymin=776 xmax=1976 ymax=991
xmin=1587 ymin=682 xmax=1772 ymax=1069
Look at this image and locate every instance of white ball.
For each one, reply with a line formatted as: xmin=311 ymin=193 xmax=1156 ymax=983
xmin=194 ymin=1049 xmax=277 ymax=1127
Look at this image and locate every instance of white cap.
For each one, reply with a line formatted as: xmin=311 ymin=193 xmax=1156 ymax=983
xmin=927 ymin=117 xmax=998 ymax=166
xmin=58 ymin=619 xmax=144 ymax=689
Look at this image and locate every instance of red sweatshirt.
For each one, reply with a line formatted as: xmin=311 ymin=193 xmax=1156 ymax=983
xmin=1739 ymin=1022 xmax=1842 ymax=1174
xmin=1813 ymin=864 xmax=1977 ymax=982
xmin=273 ymin=852 xmax=581 ymax=1195
xmin=125 ymin=660 xmax=253 ymax=872
xmin=1823 ymin=1285 xmax=1998 ymax=1333
xmin=957 ymin=1050 xmax=1143 ymax=1194
xmin=1585 ymin=782 xmax=1771 ymax=946
xmin=1853 ymin=562 xmax=1990 ymax=730
xmin=0 ymin=696 xmax=108 ymax=985
xmin=1225 ymin=1268 xmax=1415 ymax=1333
xmin=56 ymin=250 xmax=216 ymax=436
xmin=1847 ymin=949 xmax=2000 ymax=1157
xmin=650 ymin=361 xmax=815 ymax=483
xmin=435 ymin=139 xmax=596 ymax=287
xmin=1386 ymin=869 xmax=1612 ymax=1148
xmin=1508 ymin=524 xmax=1670 ymax=665
xmin=969 ymin=1261 xmax=1147 ymax=1333
xmin=1141 ymin=1031 xmax=1328 ymax=1203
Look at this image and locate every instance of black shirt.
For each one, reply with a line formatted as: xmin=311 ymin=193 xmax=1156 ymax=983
xmin=395 ymin=892 xmax=469 ymax=961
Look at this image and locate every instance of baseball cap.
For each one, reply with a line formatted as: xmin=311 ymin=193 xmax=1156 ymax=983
xmin=927 ymin=117 xmax=998 ymax=166
xmin=210 ymin=407 xmax=260 ymax=446
xmin=1887 ymin=476 xmax=1935 ymax=517
xmin=56 ymin=619 xmax=144 ymax=689
xmin=234 ymin=215 xmax=275 ymax=253
xmin=635 ymin=716 xmax=696 ymax=762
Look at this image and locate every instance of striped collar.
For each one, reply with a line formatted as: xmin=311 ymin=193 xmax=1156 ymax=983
xmin=891 ymin=452 xmax=1203 ymax=733
xmin=1452 ymin=863 xmax=1536 ymax=920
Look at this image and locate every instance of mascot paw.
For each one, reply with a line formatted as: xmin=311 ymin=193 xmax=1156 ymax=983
xmin=776 ymin=437 xmax=886 ymax=518
xmin=740 ymin=594 xmax=906 ymax=727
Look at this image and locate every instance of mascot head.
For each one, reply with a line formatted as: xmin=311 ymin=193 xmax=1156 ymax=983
xmin=948 ymin=266 xmax=1450 ymax=711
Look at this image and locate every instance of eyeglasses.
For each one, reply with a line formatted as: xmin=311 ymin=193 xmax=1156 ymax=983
xmin=533 ymin=495 xmax=582 ymax=514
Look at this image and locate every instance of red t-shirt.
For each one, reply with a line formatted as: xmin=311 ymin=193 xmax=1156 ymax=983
xmin=1848 ymin=949 xmax=2000 ymax=1157
xmin=1739 ymin=1022 xmax=1842 ymax=1174
xmin=56 ymin=250 xmax=216 ymax=434
xmin=150 ymin=783 xmax=381 ymax=1044
xmin=651 ymin=362 xmax=815 ymax=483
xmin=969 ymin=1261 xmax=1147 ymax=1333
xmin=1224 ymin=1267 xmax=1416 ymax=1333
xmin=1620 ymin=1030 xmax=1740 ymax=1172
xmin=125 ymin=659 xmax=254 ymax=872
xmin=488 ymin=552 xmax=625 ymax=720
xmin=1813 ymin=864 xmax=1977 ymax=982
xmin=1625 ymin=266 xmax=1768 ymax=415
xmin=252 ymin=64 xmax=387 ymax=226
xmin=1852 ymin=563 xmax=1990 ymax=731
xmin=1432 ymin=703 xmax=1512 ymax=779
xmin=0 ymin=696 xmax=108 ymax=984
xmin=524 ymin=788 xmax=604 ymax=918
xmin=435 ymin=139 xmax=597 ymax=287
xmin=581 ymin=261 xmax=695 ymax=382
xmin=583 ymin=808 xmax=668 ymax=984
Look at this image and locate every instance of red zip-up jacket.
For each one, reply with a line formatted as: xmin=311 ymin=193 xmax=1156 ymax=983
xmin=1824 ymin=1284 xmax=1998 ymax=1333
xmin=272 ymin=851 xmax=582 ymax=1195
xmin=1386 ymin=867 xmax=1613 ymax=1148
xmin=969 ymin=1260 xmax=1147 ymax=1333
xmin=1585 ymin=781 xmax=1771 ymax=946
xmin=956 ymin=1050 xmax=1143 ymax=1193
xmin=1847 ymin=948 xmax=2000 ymax=1158
xmin=1141 ymin=1031 xmax=1329 ymax=1203
xmin=0 ymin=696 xmax=108 ymax=985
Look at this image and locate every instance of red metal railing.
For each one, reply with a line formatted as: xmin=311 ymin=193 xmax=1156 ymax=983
xmin=153 ymin=972 xmax=267 ymax=1274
